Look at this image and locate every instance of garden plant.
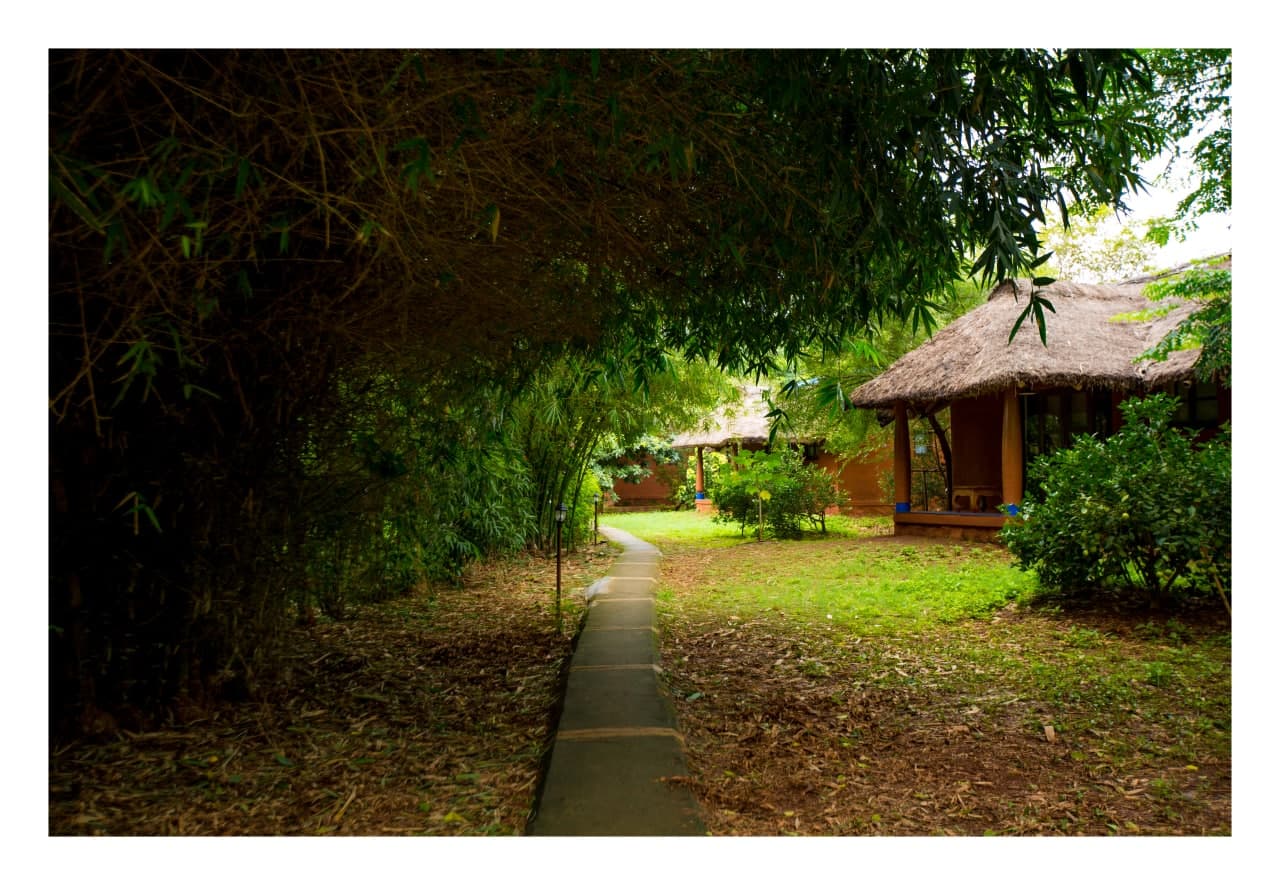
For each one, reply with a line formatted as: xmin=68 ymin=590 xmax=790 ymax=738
xmin=1001 ymin=394 xmax=1231 ymax=608
xmin=710 ymin=449 xmax=845 ymax=538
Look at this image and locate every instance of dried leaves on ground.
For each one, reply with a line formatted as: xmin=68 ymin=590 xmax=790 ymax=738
xmin=49 ymin=546 xmax=615 ymax=836
xmin=657 ymin=535 xmax=1231 ymax=836
xmin=52 ymin=524 xmax=1231 ymax=838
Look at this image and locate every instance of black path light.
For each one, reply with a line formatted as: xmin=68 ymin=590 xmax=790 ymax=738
xmin=555 ymin=502 xmax=569 ymax=631
xmin=592 ymin=492 xmax=601 ymax=545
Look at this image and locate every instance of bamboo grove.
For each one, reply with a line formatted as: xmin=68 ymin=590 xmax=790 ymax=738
xmin=51 ymin=49 xmax=1174 ymax=734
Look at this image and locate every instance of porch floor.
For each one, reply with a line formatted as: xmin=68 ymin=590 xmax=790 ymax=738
xmin=893 ymin=509 xmax=1009 ymax=541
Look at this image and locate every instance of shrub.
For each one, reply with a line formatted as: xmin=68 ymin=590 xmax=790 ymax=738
xmin=1001 ymin=394 xmax=1230 ymax=605
xmin=592 ymin=437 xmax=683 ymax=500
xmin=711 ymin=448 xmax=845 ymax=538
xmin=566 ymin=470 xmax=604 ymax=548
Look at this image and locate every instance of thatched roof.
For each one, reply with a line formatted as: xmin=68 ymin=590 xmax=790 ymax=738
xmin=848 ymin=277 xmax=1204 ymax=410
xmin=671 ymin=385 xmax=772 ymax=448
xmin=672 ymin=385 xmax=818 ymax=449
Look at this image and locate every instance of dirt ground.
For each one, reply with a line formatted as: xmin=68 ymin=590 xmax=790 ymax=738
xmin=656 ymin=537 xmax=1232 ymax=836
xmin=49 ymin=547 xmax=613 ymax=836
xmin=49 ymin=535 xmax=1230 ymax=837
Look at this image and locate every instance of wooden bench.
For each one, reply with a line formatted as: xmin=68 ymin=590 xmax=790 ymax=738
xmin=953 ymin=485 xmax=1001 ymax=513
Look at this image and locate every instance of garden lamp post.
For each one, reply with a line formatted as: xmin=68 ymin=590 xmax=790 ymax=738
xmin=592 ymin=493 xmax=601 ymax=545
xmin=555 ymin=502 xmax=568 ymax=631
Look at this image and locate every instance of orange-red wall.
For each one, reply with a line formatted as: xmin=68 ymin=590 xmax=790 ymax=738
xmin=814 ymin=448 xmax=894 ymax=515
xmin=606 ymin=446 xmax=896 ymax=514
xmin=950 ymin=394 xmax=1003 ymax=488
xmin=606 ymin=455 xmax=684 ymax=507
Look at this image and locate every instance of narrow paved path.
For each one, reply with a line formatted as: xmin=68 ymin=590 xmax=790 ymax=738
xmin=527 ymin=526 xmax=705 ymax=836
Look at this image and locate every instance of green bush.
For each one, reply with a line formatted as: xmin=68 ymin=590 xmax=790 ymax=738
xmin=1001 ymin=394 xmax=1230 ymax=605
xmin=566 ymin=471 xmax=604 ymax=548
xmin=711 ymin=448 xmax=845 ymax=538
xmin=299 ymin=378 xmax=537 ymax=619
xmin=593 ymin=436 xmax=683 ymax=499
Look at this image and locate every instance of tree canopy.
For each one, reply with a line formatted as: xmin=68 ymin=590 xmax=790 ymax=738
xmin=50 ymin=49 xmax=1162 ymax=401
xmin=1139 ymin=49 xmax=1231 ymax=237
xmin=49 ymin=49 xmax=1201 ymax=731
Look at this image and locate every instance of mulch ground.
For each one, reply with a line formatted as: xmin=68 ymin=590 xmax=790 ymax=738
xmin=656 ymin=537 xmax=1232 ymax=836
xmin=49 ymin=545 xmax=615 ymax=836
xmin=50 ymin=533 xmax=1231 ymax=837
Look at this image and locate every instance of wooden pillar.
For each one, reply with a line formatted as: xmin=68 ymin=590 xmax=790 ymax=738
xmin=694 ymin=446 xmax=714 ymax=513
xmin=893 ymin=401 xmax=911 ymax=512
xmin=1001 ymin=387 xmax=1024 ymax=513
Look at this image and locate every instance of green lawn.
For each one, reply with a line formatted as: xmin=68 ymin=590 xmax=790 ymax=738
xmin=604 ymin=510 xmax=1034 ymax=630
xmin=603 ymin=508 xmax=885 ymax=548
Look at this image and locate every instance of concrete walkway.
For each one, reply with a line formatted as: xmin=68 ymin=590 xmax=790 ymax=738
xmin=527 ymin=526 xmax=705 ymax=836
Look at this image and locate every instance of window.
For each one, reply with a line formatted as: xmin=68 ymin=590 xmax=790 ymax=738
xmin=1023 ymin=389 xmax=1113 ymax=461
xmin=1167 ymin=380 xmax=1221 ymax=430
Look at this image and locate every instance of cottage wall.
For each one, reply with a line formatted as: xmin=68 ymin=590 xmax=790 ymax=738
xmin=950 ymin=394 xmax=1004 ymax=498
xmin=813 ymin=449 xmax=893 ymax=515
xmin=605 ymin=454 xmax=683 ymax=509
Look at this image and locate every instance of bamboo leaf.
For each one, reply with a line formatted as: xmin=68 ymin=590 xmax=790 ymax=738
xmin=182 ymin=384 xmax=221 ymax=401
xmin=1009 ymin=301 xmax=1032 ymax=344
xmin=49 ymin=171 xmax=105 ymax=234
xmin=139 ymin=501 xmax=162 ymax=534
xmin=234 ymin=157 xmax=252 ymax=198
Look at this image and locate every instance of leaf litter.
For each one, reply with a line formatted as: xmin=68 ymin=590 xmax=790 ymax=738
xmin=49 ymin=545 xmax=617 ymax=835
xmin=51 ymin=530 xmax=1230 ymax=837
xmin=655 ymin=535 xmax=1231 ymax=836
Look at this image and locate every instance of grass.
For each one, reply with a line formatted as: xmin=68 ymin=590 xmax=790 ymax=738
xmin=603 ymin=509 xmax=886 ymax=550
xmin=605 ymin=509 xmax=1232 ymax=835
xmin=607 ymin=510 xmax=1032 ymax=630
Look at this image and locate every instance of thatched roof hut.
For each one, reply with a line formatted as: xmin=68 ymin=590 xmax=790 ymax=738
xmin=671 ymin=385 xmax=804 ymax=449
xmin=848 ymin=277 xmax=1201 ymax=411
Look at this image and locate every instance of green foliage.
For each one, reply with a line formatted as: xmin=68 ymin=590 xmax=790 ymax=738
xmin=774 ymin=280 xmax=986 ymax=463
xmin=45 ymin=48 xmax=1195 ymax=733
xmin=1001 ymin=395 xmax=1230 ymax=605
xmin=593 ymin=435 xmax=683 ymax=493
xmin=566 ymin=472 xmax=604 ymax=549
xmin=711 ymin=449 xmax=845 ymax=539
xmin=297 ymin=371 xmax=536 ymax=621
xmin=1137 ymin=265 xmax=1231 ymax=387
xmin=1138 ymin=50 xmax=1231 ymax=230
xmin=1039 ymin=203 xmax=1157 ymax=283
xmin=514 ymin=349 xmax=728 ymax=550
xmin=50 ymin=51 xmax=1165 ymax=423
xmin=1008 ymin=274 xmax=1058 ymax=347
